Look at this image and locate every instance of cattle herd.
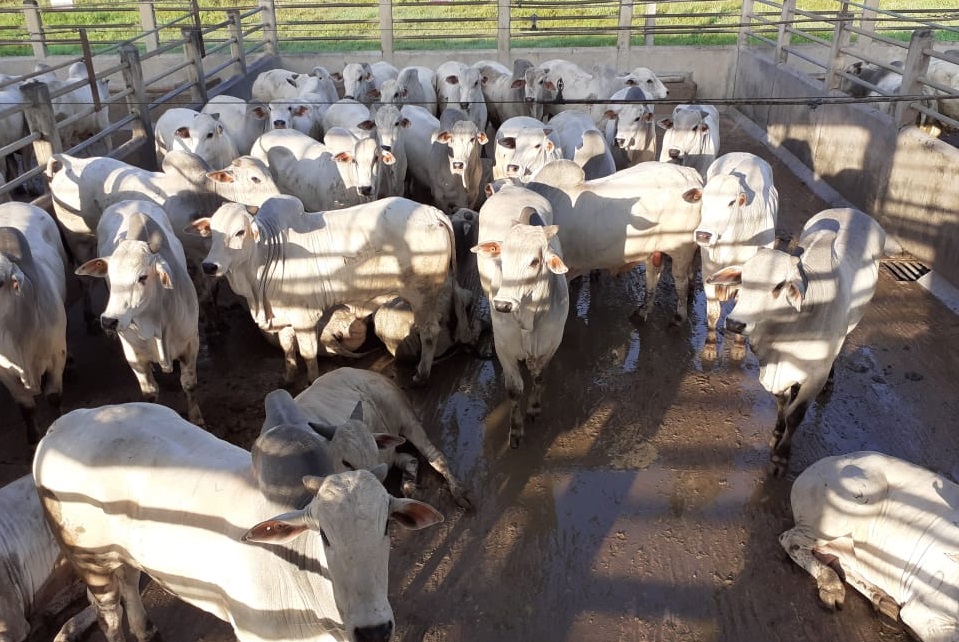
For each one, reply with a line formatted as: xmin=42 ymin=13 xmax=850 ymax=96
xmin=1 ymin=55 xmax=959 ymax=642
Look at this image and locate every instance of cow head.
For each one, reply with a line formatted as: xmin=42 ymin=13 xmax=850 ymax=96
xmin=206 ymin=156 xmax=281 ymax=208
xmin=432 ymin=119 xmax=487 ymax=186
xmin=309 ymin=401 xmax=403 ymax=478
xmin=187 ymin=202 xmax=261 ymax=278
xmin=242 ymin=470 xmax=442 ymax=642
xmin=658 ymin=105 xmax=716 ymax=167
xmin=695 ymin=173 xmax=751 ymax=250
xmin=497 ymin=127 xmax=556 ymax=183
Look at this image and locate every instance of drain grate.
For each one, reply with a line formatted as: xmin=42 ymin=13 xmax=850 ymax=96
xmin=882 ymin=258 xmax=930 ymax=282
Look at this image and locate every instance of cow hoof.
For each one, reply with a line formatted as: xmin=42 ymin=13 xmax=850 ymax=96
xmin=767 ymin=456 xmax=789 ymax=478
xmin=875 ymin=595 xmax=900 ymax=625
xmin=410 ymin=373 xmax=428 ymax=388
xmin=509 ymin=434 xmax=522 ymax=449
xmin=401 ymin=479 xmax=417 ymax=499
xmin=451 ymin=487 xmax=475 ymax=512
xmin=817 ymin=568 xmax=846 ymax=611
xmin=701 ymin=343 xmax=718 ymax=362
xmin=629 ymin=307 xmax=650 ymax=323
xmin=730 ymin=344 xmax=747 ymax=361
xmin=669 ymin=314 xmax=685 ymax=327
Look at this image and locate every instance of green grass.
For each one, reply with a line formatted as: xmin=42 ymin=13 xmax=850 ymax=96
xmin=0 ymin=0 xmax=955 ymax=57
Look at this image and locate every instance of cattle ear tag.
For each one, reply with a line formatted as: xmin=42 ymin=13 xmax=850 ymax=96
xmin=470 ymin=241 xmax=501 ymax=258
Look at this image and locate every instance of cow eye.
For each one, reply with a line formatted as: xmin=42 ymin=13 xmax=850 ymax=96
xmin=341 ymin=459 xmax=354 ymax=471
xmin=206 ymin=132 xmax=213 ymax=139
xmin=728 ymin=199 xmax=736 ymax=207
xmin=320 ymin=529 xmax=331 ymax=548
xmin=251 ymin=176 xmax=261 ymax=184
xmin=234 ymin=229 xmax=245 ymax=238
xmin=138 ymin=274 xmax=148 ymax=284
xmin=529 ymin=257 xmax=541 ymax=268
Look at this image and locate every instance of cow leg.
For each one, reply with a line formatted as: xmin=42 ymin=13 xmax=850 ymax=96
xmin=85 ymin=575 xmax=127 ymax=642
xmin=730 ymin=333 xmax=747 ymax=361
xmin=295 ymin=328 xmax=321 ymax=382
xmin=116 ymin=566 xmax=157 ymax=642
xmin=18 ymin=400 xmax=41 ymax=446
xmin=394 ymin=452 xmax=420 ymax=499
xmin=634 ymin=256 xmax=663 ymax=321
xmin=670 ymin=254 xmax=692 ymax=325
xmin=525 ymin=360 xmax=547 ymax=423
xmin=770 ymin=383 xmax=810 ymax=477
xmin=500 ymin=357 xmax=525 ymax=449
xmin=412 ymin=318 xmax=442 ymax=386
xmin=179 ymin=339 xmax=204 ymax=426
xmin=45 ymin=345 xmax=67 ymax=417
xmin=121 ymin=340 xmax=159 ymax=403
xmin=779 ymin=528 xmax=846 ymax=610
xmin=702 ymin=281 xmax=721 ymax=361
xmin=276 ymin=326 xmax=300 ymax=385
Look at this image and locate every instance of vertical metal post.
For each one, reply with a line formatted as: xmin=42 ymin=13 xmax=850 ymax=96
xmin=182 ymin=27 xmax=208 ymax=105
xmin=120 ymin=44 xmax=154 ymax=150
xmin=189 ymin=0 xmax=206 ymax=57
xmin=738 ymin=0 xmax=754 ymax=47
xmin=23 ymin=0 xmax=47 ymax=60
xmin=644 ymin=2 xmax=655 ymax=47
xmin=379 ymin=0 xmax=393 ymax=61
xmin=896 ymin=28 xmax=933 ymax=127
xmin=825 ymin=6 xmax=854 ymax=91
xmin=775 ymin=0 xmax=796 ymax=64
xmin=20 ymin=80 xmax=63 ymax=169
xmin=139 ymin=0 xmax=159 ymax=52
xmin=616 ymin=0 xmax=633 ymax=69
xmin=78 ymin=30 xmax=101 ymax=112
xmin=257 ymin=0 xmax=278 ymax=57
xmin=227 ymin=9 xmax=247 ymax=77
xmin=497 ymin=0 xmax=510 ymax=62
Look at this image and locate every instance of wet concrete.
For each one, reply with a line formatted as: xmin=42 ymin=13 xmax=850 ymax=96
xmin=3 ymin=113 xmax=958 ymax=642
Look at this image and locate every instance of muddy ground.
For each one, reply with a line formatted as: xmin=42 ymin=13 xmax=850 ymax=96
xmin=3 ymin=106 xmax=959 ymax=642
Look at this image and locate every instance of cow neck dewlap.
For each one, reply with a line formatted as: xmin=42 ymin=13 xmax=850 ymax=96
xmin=254 ymin=214 xmax=283 ymax=329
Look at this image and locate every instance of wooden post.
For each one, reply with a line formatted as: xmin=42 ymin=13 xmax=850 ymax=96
xmin=227 ymin=9 xmax=247 ymax=77
xmin=78 ymin=30 xmax=101 ymax=112
xmin=896 ymin=28 xmax=933 ymax=127
xmin=379 ymin=0 xmax=393 ymax=61
xmin=189 ymin=0 xmax=206 ymax=57
xmin=616 ymin=0 xmax=633 ymax=69
xmin=738 ymin=0 xmax=754 ymax=47
xmin=825 ymin=6 xmax=854 ymax=91
xmin=644 ymin=2 xmax=655 ymax=47
xmin=138 ymin=0 xmax=159 ymax=52
xmin=23 ymin=0 xmax=47 ymax=60
xmin=20 ymin=80 xmax=63 ymax=169
xmin=859 ymin=0 xmax=879 ymax=39
xmin=120 ymin=44 xmax=154 ymax=150
xmin=182 ymin=27 xmax=207 ymax=105
xmin=257 ymin=0 xmax=278 ymax=57
xmin=775 ymin=0 xmax=796 ymax=64
xmin=497 ymin=0 xmax=510 ymax=62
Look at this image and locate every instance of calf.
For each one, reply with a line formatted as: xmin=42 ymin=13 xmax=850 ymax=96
xmin=0 ymin=203 xmax=68 ymax=445
xmin=76 ymin=200 xmax=203 ymax=425
xmin=707 ymin=208 xmax=886 ymax=475
xmin=782 ymin=451 xmax=959 ymax=641
xmin=471 ymin=185 xmax=569 ymax=448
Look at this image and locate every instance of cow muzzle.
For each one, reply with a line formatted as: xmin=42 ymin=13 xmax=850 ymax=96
xmin=459 ymin=102 xmax=470 ymax=111
xmin=668 ymin=148 xmax=681 ymax=159
xmin=201 ymin=261 xmax=220 ymax=276
xmin=100 ymin=316 xmax=119 ymax=333
xmin=358 ymin=186 xmax=373 ymax=197
xmin=725 ymin=318 xmax=746 ymax=335
xmin=506 ymin=164 xmax=520 ymax=176
xmin=493 ymin=299 xmax=514 ymax=314
xmin=694 ymin=230 xmax=713 ymax=246
xmin=451 ymin=161 xmax=465 ymax=172
xmin=353 ymin=621 xmax=393 ymax=642
xmin=273 ymin=120 xmax=287 ymax=129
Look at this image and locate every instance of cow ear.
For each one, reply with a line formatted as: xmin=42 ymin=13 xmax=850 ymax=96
xmin=682 ymin=188 xmax=703 ymax=204
xmin=206 ymin=170 xmax=234 ymax=183
xmin=373 ymin=433 xmax=406 ymax=450
xmin=737 ymin=192 xmax=748 ymax=207
xmin=471 ymin=241 xmax=501 ymax=258
xmin=544 ymin=140 xmax=555 ymax=152
xmin=154 ymin=258 xmax=174 ymax=289
xmin=541 ymin=224 xmax=559 ymax=239
xmin=358 ymin=119 xmax=376 ymax=131
xmin=603 ymin=109 xmax=617 ymax=120
xmin=381 ymin=150 xmax=396 ymax=165
xmin=366 ymin=89 xmax=381 ymax=101
xmin=370 ymin=463 xmax=389 ymax=483
xmin=543 ymin=80 xmax=555 ymax=91
xmin=187 ymin=218 xmax=212 ymax=237
xmin=477 ymin=132 xmax=489 ymax=145
xmin=75 ymin=257 xmax=108 ymax=278
xmin=643 ymin=112 xmax=654 ymax=123
xmin=8 ymin=267 xmax=24 ymax=295
xmin=781 ymin=278 xmax=806 ymax=312
xmin=431 ymin=130 xmax=452 ymax=145
xmin=308 ymin=421 xmax=337 ymax=441
xmin=250 ymin=220 xmax=262 ymax=243
xmin=303 ymin=475 xmax=323 ymax=494
xmin=349 ymin=400 xmax=364 ymax=422
xmin=333 ymin=151 xmax=353 ymax=163
xmin=389 ymin=497 xmax=444 ymax=530
xmin=545 ymin=248 xmax=568 ymax=275
xmin=656 ymin=116 xmax=674 ymax=130
xmin=174 ymin=126 xmax=191 ymax=139
xmin=251 ymin=105 xmax=269 ymax=119
xmin=498 ymin=136 xmax=516 ymax=150
xmin=400 ymin=117 xmax=410 ymax=128
xmin=510 ymin=78 xmax=526 ymax=89
xmin=445 ymin=74 xmax=459 ymax=85
xmin=705 ymin=266 xmax=742 ymax=286
xmin=242 ymin=509 xmax=309 ymax=543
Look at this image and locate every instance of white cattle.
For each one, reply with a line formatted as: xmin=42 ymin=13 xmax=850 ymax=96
xmin=370 ymin=105 xmax=410 ymax=198
xmin=75 ymin=200 xmax=203 ymax=425
xmin=304 ymin=65 xmax=342 ymax=100
xmin=294 ymin=368 xmax=473 ymax=508
xmin=191 ymin=195 xmax=472 ymax=383
xmin=601 ymin=86 xmax=656 ymax=168
xmin=619 ymin=66 xmax=669 ymax=100
xmin=474 ymin=59 xmax=534 ymax=128
xmin=45 ymin=62 xmax=111 ymax=151
xmin=338 ymin=61 xmax=398 ymax=104
xmin=378 ymin=66 xmax=437 ymax=115
xmin=0 ymin=203 xmax=67 ymax=445
xmin=492 ymin=116 xmax=563 ymax=182
xmin=154 ymin=108 xmax=238 ymax=170
xmin=547 ymin=109 xmax=616 ymax=180
xmin=782 ymin=450 xmax=959 ymax=642
xmin=471 ymin=185 xmax=569 ymax=448
xmin=266 ymin=96 xmax=326 ymax=140
xmin=201 ymin=95 xmax=269 ymax=156
xmin=0 ymin=475 xmax=95 ymax=642
xmin=926 ymin=51 xmax=959 ymax=125
xmin=251 ymin=68 xmax=303 ymax=102
xmin=528 ymin=160 xmax=704 ymax=324
xmin=434 ymin=61 xmax=488 ymax=132
xmin=523 ymin=59 xmax=629 ymax=121
xmin=707 ymin=208 xmax=885 ymax=475
xmin=34 ymin=402 xmax=443 ymax=642
xmin=657 ymin=104 xmax=721 ymax=178
xmin=267 ymin=127 xmax=384 ymax=210
xmin=695 ymin=152 xmax=779 ymax=359
xmin=322 ymin=99 xmax=376 ymax=139
xmin=426 ymin=108 xmax=489 ymax=213
xmin=251 ymin=127 xmax=326 ymax=164
xmin=398 ymin=104 xmax=440 ymax=198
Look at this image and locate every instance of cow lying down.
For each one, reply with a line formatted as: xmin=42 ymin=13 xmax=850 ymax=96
xmin=782 ymin=451 xmax=959 ymax=642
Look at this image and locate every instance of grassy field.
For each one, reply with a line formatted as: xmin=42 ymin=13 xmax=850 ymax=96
xmin=0 ymin=0 xmax=955 ymax=57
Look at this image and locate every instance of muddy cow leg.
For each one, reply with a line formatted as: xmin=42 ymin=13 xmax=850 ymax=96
xmin=116 ymin=566 xmax=157 ymax=642
xmin=769 ymin=384 xmax=808 ymax=477
xmin=779 ymin=528 xmax=846 ymax=610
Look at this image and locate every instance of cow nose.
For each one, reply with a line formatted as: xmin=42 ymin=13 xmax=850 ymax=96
xmin=344 ymin=94 xmax=354 ymax=100
xmin=668 ymin=148 xmax=680 ymax=159
xmin=273 ymin=120 xmax=287 ymax=129
xmin=354 ymin=622 xmax=393 ymax=642
xmin=695 ymin=230 xmax=712 ymax=245
xmin=725 ymin=318 xmax=746 ymax=335
xmin=615 ymin=137 xmax=626 ymax=148
xmin=459 ymin=102 xmax=470 ymax=111
xmin=201 ymin=262 xmax=219 ymax=276
xmin=452 ymin=161 xmax=464 ymax=171
xmin=493 ymin=300 xmax=513 ymax=314
xmin=506 ymin=164 xmax=519 ymax=175
xmin=100 ymin=316 xmax=119 ymax=332
xmin=524 ymin=97 xmax=534 ymax=103
xmin=358 ymin=186 xmax=373 ymax=196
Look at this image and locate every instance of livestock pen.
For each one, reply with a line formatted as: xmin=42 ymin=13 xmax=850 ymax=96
xmin=1 ymin=2 xmax=959 ymax=642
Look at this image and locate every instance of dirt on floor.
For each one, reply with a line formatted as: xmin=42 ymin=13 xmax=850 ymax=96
xmin=3 ymin=105 xmax=959 ymax=642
